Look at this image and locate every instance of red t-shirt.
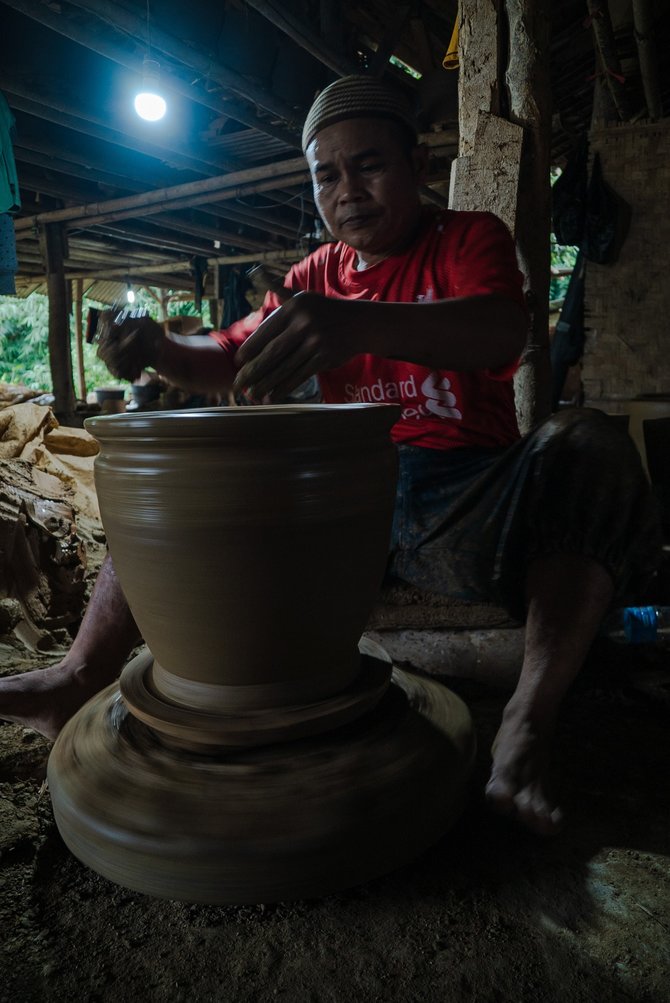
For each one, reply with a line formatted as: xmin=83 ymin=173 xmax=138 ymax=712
xmin=211 ymin=208 xmax=525 ymax=450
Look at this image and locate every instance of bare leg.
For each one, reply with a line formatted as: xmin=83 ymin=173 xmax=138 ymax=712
xmin=485 ymin=553 xmax=614 ymax=835
xmin=0 ymin=555 xmax=140 ymax=740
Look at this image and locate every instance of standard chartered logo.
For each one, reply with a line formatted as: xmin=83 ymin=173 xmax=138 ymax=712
xmin=344 ymin=371 xmax=463 ymax=422
xmin=420 ymin=374 xmax=463 ymax=419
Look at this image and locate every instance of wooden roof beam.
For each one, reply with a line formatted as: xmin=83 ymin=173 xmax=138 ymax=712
xmin=14 ymin=126 xmax=308 ymax=231
xmin=15 ymin=156 xmax=308 ymax=232
xmin=64 ymin=0 xmax=303 ymax=129
xmin=89 ymin=223 xmax=219 ymax=259
xmin=4 ymin=0 xmax=299 ymax=148
xmin=4 ymin=83 xmax=231 ymax=175
xmin=245 ymin=0 xmax=358 ymax=76
xmin=65 ymin=247 xmax=303 ymax=282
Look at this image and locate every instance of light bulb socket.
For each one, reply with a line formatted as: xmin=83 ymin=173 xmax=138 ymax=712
xmin=142 ymin=56 xmax=161 ymax=85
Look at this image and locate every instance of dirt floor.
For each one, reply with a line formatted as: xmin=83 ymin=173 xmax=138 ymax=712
xmin=1 ymin=631 xmax=669 ymax=1003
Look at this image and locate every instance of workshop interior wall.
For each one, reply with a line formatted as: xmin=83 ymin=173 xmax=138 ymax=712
xmin=582 ymin=119 xmax=670 ymax=403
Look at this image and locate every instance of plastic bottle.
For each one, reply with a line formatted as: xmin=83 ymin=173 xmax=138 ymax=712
xmin=602 ymin=605 xmax=670 ymax=644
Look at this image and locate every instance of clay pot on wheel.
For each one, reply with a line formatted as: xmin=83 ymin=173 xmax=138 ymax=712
xmin=87 ymin=403 xmax=399 ymax=714
xmin=48 ymin=403 xmax=476 ymax=904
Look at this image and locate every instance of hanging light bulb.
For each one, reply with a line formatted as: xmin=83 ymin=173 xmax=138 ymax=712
xmin=134 ymin=56 xmax=167 ymax=122
xmin=126 ymin=282 xmax=136 ymax=304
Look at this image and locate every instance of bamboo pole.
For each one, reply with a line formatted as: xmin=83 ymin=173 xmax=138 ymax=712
xmin=65 ymin=248 xmax=302 ymax=281
xmin=14 ymin=161 xmax=308 ymax=233
xmin=245 ymin=0 xmax=358 ymax=76
xmin=72 ymin=278 xmax=87 ymax=402
xmin=14 ymin=127 xmax=455 ymax=237
xmin=586 ymin=0 xmax=631 ymax=121
xmin=62 ymin=174 xmax=308 ymax=231
xmin=632 ymin=0 xmax=662 ymax=121
xmin=30 ymin=248 xmax=303 ymax=285
xmin=15 ymin=139 xmax=309 ymax=242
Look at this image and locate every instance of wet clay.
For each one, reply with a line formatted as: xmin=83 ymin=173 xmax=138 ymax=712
xmin=47 ymin=404 xmax=477 ymax=903
xmin=48 ymin=661 xmax=476 ymax=904
xmin=119 ymin=638 xmax=393 ymax=748
xmin=84 ymin=405 xmax=400 ymax=705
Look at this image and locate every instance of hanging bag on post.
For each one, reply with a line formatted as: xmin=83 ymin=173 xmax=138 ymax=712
xmin=582 ymin=153 xmax=631 ymax=264
xmin=552 ymin=134 xmax=589 ymax=246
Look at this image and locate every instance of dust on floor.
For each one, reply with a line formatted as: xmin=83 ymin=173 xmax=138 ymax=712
xmin=1 ymin=639 xmax=669 ymax=1003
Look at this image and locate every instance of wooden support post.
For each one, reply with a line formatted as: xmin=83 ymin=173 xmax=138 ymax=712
xmin=456 ymin=0 xmax=552 ymax=430
xmin=41 ymin=223 xmax=76 ymax=420
xmin=457 ymin=0 xmax=505 ymax=157
xmin=208 ymin=298 xmax=220 ymax=330
xmin=72 ymin=278 xmax=86 ymax=402
xmin=506 ymin=0 xmax=553 ymax=430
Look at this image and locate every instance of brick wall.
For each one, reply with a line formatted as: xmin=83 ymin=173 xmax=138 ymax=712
xmin=582 ymin=120 xmax=670 ymax=404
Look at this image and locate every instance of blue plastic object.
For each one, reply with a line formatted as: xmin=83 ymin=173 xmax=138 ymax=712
xmin=623 ymin=606 xmax=659 ymax=644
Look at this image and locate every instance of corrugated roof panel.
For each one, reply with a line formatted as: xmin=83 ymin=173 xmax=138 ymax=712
xmin=12 ymin=281 xmax=47 ymax=298
xmin=209 ymin=130 xmax=294 ymax=163
xmin=82 ymin=280 xmax=132 ymax=306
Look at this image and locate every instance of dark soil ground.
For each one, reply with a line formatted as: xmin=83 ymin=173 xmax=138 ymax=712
xmin=1 ymin=634 xmax=669 ymax=1003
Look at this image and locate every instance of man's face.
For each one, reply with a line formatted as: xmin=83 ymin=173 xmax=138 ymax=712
xmin=306 ymin=118 xmax=426 ymax=267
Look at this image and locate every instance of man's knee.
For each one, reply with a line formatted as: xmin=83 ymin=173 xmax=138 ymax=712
xmin=533 ymin=407 xmax=641 ymax=470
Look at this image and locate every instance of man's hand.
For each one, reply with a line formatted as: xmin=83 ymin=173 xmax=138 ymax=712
xmin=96 ymin=311 xmax=165 ymax=383
xmin=233 ymin=292 xmax=358 ymax=401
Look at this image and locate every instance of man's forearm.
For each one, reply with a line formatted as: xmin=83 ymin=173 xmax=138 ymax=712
xmin=154 ymin=335 xmax=236 ymax=394
xmin=361 ymin=294 xmax=528 ymax=371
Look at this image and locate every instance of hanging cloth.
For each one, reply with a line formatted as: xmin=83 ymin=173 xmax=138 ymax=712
xmin=221 ymin=267 xmax=253 ymax=328
xmin=0 ymin=91 xmax=21 ymax=214
xmin=0 ymin=214 xmax=18 ymax=294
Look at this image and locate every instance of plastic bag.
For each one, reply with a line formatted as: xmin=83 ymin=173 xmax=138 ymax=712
xmin=582 ymin=153 xmax=631 ymax=265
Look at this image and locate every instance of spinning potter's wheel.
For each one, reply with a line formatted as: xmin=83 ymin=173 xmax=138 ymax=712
xmin=48 ymin=641 xmax=476 ymax=904
xmin=47 ymin=405 xmax=476 ymax=903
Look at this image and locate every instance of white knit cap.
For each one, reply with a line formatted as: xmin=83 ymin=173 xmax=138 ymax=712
xmin=301 ymin=75 xmax=418 ymax=153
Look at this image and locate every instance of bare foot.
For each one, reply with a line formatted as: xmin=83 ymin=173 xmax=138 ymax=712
xmin=485 ymin=699 xmax=564 ymax=836
xmin=0 ymin=661 xmax=110 ymax=741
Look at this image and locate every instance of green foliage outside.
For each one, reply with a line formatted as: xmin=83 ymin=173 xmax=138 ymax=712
xmin=550 ymin=234 xmax=579 ymax=303
xmin=549 ymin=167 xmax=579 ymax=305
xmin=0 ymin=289 xmax=209 ymax=394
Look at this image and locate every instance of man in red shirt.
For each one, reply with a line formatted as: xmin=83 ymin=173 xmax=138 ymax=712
xmin=211 ymin=203 xmax=524 ymax=452
xmin=0 ymin=76 xmax=659 ymax=835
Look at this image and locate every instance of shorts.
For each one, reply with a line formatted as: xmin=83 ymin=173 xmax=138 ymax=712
xmin=385 ymin=408 xmax=663 ymax=620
